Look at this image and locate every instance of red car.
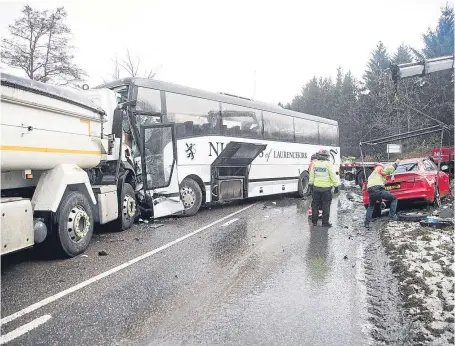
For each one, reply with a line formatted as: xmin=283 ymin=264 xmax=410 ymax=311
xmin=363 ymin=157 xmax=451 ymax=209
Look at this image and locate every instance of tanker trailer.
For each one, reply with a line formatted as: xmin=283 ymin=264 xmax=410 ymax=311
xmin=1 ymin=74 xmax=138 ymax=257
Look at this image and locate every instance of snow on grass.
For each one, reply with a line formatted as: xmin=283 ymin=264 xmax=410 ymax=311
xmin=379 ymin=219 xmax=454 ymax=345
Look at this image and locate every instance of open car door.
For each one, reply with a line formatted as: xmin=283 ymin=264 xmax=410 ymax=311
xmin=140 ymin=124 xmax=184 ymax=218
xmin=211 ymin=141 xmax=267 ymax=201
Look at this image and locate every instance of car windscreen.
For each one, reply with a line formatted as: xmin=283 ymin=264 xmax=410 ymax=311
xmin=394 ymin=163 xmax=419 ymax=173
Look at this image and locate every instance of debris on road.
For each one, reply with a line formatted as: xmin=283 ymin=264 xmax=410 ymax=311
xmin=98 ymin=251 xmax=109 ymax=256
xmin=80 ymin=254 xmax=88 ymax=258
xmin=149 ymin=223 xmax=164 ymax=229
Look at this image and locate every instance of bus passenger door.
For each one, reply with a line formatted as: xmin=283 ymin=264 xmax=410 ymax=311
xmin=140 ymin=124 xmax=184 ymax=218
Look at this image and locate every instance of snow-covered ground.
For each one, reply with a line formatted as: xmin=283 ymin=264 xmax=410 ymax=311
xmin=379 ymin=209 xmax=454 ymax=345
xmin=340 ymin=177 xmax=454 ymax=344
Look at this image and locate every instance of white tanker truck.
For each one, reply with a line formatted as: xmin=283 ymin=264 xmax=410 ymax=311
xmin=1 ymin=74 xmax=140 ymax=257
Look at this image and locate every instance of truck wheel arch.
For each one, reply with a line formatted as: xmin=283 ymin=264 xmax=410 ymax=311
xmin=32 ymin=164 xmax=97 ymax=213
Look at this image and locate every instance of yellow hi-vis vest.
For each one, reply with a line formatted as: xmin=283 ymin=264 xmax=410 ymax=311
xmin=309 ymin=160 xmax=339 ymax=188
xmin=367 ymin=166 xmax=395 ymax=189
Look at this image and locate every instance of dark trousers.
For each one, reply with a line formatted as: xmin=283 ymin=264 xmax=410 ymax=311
xmin=312 ymin=187 xmax=332 ymax=224
xmin=365 ymin=188 xmax=398 ymax=222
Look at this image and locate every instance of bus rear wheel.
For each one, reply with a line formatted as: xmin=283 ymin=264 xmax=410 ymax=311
xmin=298 ymin=171 xmax=310 ymax=197
xmin=180 ymin=178 xmax=202 ymax=216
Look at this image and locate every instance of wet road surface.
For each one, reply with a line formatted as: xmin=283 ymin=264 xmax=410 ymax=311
xmin=1 ymin=193 xmax=373 ymax=345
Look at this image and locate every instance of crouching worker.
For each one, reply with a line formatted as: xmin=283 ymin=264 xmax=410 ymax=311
xmin=364 ymin=161 xmax=399 ymax=228
xmin=309 ymin=149 xmax=339 ymax=227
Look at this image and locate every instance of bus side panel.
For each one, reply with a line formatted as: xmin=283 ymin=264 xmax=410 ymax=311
xmin=248 ymin=179 xmax=299 ymax=198
xmin=175 ymin=136 xmax=340 ymax=201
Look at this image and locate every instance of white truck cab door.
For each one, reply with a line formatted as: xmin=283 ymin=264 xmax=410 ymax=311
xmin=140 ymin=124 xmax=184 ymax=218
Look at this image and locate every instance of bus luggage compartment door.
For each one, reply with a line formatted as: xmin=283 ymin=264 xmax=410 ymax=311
xmin=140 ymin=124 xmax=184 ymax=218
xmin=211 ymin=142 xmax=266 ymax=201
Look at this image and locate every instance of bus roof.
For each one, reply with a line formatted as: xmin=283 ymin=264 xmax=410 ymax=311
xmin=98 ymin=77 xmax=338 ymax=126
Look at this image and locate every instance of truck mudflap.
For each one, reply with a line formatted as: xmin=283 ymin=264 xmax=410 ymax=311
xmin=1 ymin=198 xmax=33 ymax=255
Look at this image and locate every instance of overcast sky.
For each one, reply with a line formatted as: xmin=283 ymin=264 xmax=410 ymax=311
xmin=0 ymin=0 xmax=450 ymax=104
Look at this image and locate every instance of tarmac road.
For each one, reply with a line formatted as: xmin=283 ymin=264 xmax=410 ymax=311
xmin=1 ymin=193 xmax=371 ymax=346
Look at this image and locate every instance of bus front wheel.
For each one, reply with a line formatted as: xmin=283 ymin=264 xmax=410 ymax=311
xmin=180 ymin=178 xmax=202 ymax=216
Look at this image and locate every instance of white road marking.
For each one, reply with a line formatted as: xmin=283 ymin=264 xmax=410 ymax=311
xmin=0 ymin=203 xmax=256 ymax=325
xmin=0 ymin=315 xmax=51 ymax=345
xmin=222 ymin=218 xmax=238 ymax=227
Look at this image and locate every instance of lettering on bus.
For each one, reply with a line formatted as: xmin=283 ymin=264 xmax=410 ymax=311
xmin=259 ymin=148 xmax=273 ymax=162
xmin=273 ymin=151 xmax=307 ymax=159
xmin=330 ymin=149 xmax=338 ymax=164
xmin=209 ymin=142 xmax=225 ymax=157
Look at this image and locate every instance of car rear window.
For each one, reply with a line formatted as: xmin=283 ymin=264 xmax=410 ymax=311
xmin=394 ymin=163 xmax=418 ymax=173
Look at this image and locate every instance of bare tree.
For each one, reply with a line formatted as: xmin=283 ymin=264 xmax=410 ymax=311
xmin=1 ymin=5 xmax=86 ymax=85
xmin=105 ymin=49 xmax=159 ymax=82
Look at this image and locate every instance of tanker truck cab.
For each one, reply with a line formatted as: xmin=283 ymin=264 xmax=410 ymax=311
xmin=0 ymin=74 xmax=138 ymax=257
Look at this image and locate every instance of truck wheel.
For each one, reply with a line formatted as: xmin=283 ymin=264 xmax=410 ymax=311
xmin=298 ymin=171 xmax=310 ymax=197
xmin=119 ymin=183 xmax=137 ymax=230
xmin=357 ymin=168 xmax=372 ymax=187
xmin=180 ymin=178 xmax=202 ymax=216
xmin=55 ymin=191 xmax=94 ymax=257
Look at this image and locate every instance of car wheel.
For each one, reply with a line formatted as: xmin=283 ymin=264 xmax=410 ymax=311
xmin=397 ymin=211 xmax=429 ymax=222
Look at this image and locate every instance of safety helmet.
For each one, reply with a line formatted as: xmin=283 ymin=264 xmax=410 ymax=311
xmin=317 ymin=149 xmax=330 ymax=160
xmin=374 ymin=163 xmax=385 ymax=175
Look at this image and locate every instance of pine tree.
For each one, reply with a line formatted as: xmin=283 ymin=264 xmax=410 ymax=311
xmin=422 ymin=4 xmax=454 ymax=58
xmin=393 ymin=44 xmax=413 ymax=64
xmin=363 ymin=41 xmax=390 ymax=94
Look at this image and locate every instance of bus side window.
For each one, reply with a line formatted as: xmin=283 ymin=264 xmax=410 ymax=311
xmin=318 ymin=123 xmax=338 ymax=146
xmin=263 ymin=111 xmax=293 ymax=141
xmin=166 ymin=92 xmax=220 ymax=138
xmin=294 ymin=118 xmax=319 ymax=144
xmin=220 ymin=104 xmax=263 ymax=139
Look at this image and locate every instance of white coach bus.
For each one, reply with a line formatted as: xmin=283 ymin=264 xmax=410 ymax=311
xmin=98 ymin=78 xmax=340 ymax=217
